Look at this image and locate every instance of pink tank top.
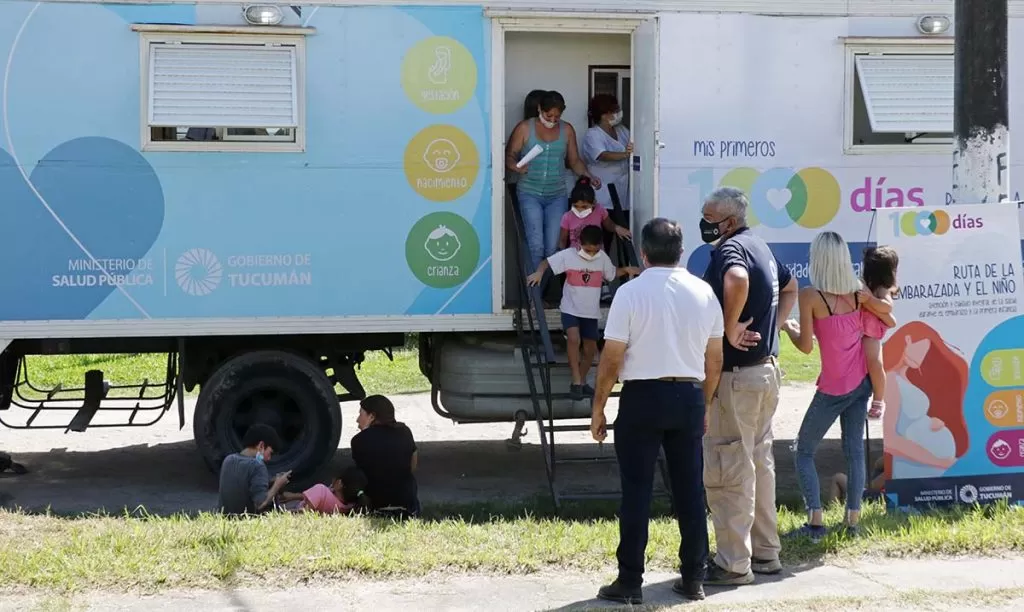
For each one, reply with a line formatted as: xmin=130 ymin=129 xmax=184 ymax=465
xmin=812 ymin=291 xmax=868 ymax=396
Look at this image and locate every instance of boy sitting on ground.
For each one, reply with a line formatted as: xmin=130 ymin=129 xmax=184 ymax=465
xmin=218 ymin=423 xmax=291 ymax=515
xmin=527 ymin=225 xmax=639 ymax=400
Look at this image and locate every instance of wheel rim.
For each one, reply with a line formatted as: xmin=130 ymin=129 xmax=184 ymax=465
xmin=218 ymin=377 xmax=314 ymax=468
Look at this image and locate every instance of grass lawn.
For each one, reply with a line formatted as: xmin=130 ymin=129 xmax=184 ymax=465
xmin=20 ymin=335 xmax=821 ymax=399
xmin=0 ymin=500 xmax=1021 ymax=592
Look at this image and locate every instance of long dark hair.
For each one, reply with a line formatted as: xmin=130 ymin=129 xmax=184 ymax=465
xmin=539 ymin=90 xmax=566 ymax=113
xmin=862 ymin=245 xmax=899 ymax=293
xmin=339 ymin=465 xmax=372 ymax=508
xmin=523 ymin=89 xmax=546 ymax=120
xmin=570 ymin=176 xmax=596 ymax=204
xmin=360 ymin=394 xmax=398 ymax=427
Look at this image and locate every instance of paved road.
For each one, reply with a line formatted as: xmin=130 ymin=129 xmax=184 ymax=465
xmin=0 ymin=385 xmax=883 ymax=514
xmin=2 ymin=558 xmax=1022 ymax=611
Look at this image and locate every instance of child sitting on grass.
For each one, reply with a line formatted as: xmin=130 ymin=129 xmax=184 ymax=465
xmin=527 ymin=225 xmax=639 ymax=400
xmin=278 ymin=465 xmax=371 ymax=515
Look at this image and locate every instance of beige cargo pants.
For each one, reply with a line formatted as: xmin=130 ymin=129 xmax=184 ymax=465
xmin=704 ymin=357 xmax=782 ymax=574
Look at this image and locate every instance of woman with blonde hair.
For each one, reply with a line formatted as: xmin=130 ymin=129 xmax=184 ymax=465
xmin=781 ymin=231 xmax=875 ymax=541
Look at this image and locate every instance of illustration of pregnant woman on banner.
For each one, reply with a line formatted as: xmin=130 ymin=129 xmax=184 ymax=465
xmin=882 ymin=321 xmax=970 ymax=481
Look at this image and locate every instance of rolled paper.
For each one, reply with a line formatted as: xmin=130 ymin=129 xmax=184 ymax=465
xmin=516 ymin=144 xmax=543 ymax=168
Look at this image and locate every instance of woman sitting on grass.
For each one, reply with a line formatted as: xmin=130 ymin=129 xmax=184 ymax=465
xmin=351 ymin=395 xmax=421 ymax=518
xmin=278 ymin=465 xmax=371 ymax=515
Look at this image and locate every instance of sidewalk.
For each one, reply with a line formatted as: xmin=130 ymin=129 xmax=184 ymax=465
xmin=4 ymin=558 xmax=1023 ymax=611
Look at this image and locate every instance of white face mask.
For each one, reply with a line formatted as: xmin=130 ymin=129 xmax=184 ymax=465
xmin=610 ymin=111 xmax=623 ymax=126
xmin=538 ymin=116 xmax=556 ymax=129
xmin=572 ymin=207 xmax=593 ymax=219
xmin=578 ymin=249 xmax=600 ymax=261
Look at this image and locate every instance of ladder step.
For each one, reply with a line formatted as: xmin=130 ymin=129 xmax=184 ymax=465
xmin=542 ymin=424 xmax=593 ymax=433
xmin=555 ymin=456 xmax=618 ymax=466
xmin=558 ymin=489 xmax=672 ymax=502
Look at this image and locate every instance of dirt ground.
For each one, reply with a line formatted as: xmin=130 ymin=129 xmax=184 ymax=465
xmin=0 ymin=385 xmax=883 ymax=514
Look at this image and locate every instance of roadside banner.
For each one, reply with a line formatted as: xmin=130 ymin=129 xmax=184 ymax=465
xmin=877 ymin=204 xmax=1024 ymax=509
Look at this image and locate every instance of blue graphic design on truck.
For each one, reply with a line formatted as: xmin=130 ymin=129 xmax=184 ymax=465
xmin=1 ymin=1 xmax=1018 ymax=504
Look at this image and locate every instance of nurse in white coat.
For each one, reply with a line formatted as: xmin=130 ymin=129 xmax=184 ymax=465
xmin=583 ymin=94 xmax=633 ymax=240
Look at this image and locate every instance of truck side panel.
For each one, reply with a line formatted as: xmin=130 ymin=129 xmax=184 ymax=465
xmin=0 ymin=3 xmax=492 ymax=324
xmin=654 ymin=13 xmax=1024 ymax=280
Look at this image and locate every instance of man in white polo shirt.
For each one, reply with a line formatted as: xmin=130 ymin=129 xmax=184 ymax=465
xmin=591 ymin=218 xmax=725 ymax=605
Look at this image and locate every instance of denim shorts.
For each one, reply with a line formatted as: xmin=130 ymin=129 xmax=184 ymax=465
xmin=561 ymin=312 xmax=600 ymax=340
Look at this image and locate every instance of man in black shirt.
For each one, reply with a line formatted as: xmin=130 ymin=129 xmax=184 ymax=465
xmin=700 ymin=187 xmax=798 ymax=586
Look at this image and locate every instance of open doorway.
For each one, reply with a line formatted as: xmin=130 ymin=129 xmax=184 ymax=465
xmin=500 ymin=31 xmax=633 ymax=309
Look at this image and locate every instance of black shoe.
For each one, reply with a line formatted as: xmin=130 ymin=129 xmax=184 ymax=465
xmin=672 ymin=578 xmax=705 ymax=601
xmin=704 ymin=561 xmax=754 ymax=586
xmin=569 ymin=384 xmax=584 ymax=401
xmin=581 ymin=383 xmax=595 ymax=397
xmin=596 ymin=580 xmax=643 ymax=605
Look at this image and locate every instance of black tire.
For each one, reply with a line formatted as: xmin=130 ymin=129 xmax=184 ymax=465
xmin=193 ymin=350 xmax=342 ymax=482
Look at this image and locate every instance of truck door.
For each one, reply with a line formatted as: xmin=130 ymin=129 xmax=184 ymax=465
xmin=630 ymin=17 xmax=661 ymax=237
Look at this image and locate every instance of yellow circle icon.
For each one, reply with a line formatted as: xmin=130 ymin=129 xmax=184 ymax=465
xmin=404 ymin=125 xmax=480 ymax=202
xmin=401 ymin=36 xmax=477 ymax=114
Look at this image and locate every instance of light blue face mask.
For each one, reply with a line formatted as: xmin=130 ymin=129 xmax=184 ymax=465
xmin=254 ymin=447 xmax=265 ymax=463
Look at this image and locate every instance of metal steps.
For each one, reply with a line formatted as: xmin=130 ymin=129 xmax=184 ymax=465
xmin=505 ymin=193 xmax=671 ymax=510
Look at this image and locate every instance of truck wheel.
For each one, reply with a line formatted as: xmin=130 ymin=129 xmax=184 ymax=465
xmin=193 ymin=350 xmax=342 ymax=481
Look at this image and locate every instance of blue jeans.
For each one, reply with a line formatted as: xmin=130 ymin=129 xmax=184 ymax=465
xmin=517 ymin=187 xmax=566 ymax=270
xmin=794 ymin=376 xmax=872 ymax=512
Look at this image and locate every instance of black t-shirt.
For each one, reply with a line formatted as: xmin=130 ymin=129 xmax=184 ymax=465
xmin=350 ymin=423 xmax=419 ymax=511
xmin=702 ymin=227 xmax=792 ymax=370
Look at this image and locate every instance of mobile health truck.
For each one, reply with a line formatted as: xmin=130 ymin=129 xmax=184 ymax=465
xmin=2 ymin=0 xmax=1023 ymax=499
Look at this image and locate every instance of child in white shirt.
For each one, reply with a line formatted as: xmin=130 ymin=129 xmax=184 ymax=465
xmin=528 ymin=225 xmax=639 ymax=400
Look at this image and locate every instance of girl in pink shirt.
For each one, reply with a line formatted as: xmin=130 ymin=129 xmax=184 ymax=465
xmin=279 ymin=466 xmax=371 ymax=515
xmin=559 ymin=177 xmax=631 ymax=250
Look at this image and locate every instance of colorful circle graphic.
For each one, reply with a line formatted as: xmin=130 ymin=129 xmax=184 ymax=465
xmin=718 ymin=167 xmax=840 ymax=229
xmin=400 ymin=36 xmax=477 ymax=114
xmin=404 ymin=125 xmax=479 ymax=202
xmin=897 ymin=209 xmax=951 ymax=237
xmin=405 ymin=211 xmax=481 ymax=289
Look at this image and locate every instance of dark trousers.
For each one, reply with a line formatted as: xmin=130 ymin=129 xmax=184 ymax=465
xmin=614 ymin=379 xmax=708 ymax=587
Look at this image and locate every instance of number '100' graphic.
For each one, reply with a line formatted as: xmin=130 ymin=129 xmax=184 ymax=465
xmin=688 ymin=167 xmax=841 ymax=229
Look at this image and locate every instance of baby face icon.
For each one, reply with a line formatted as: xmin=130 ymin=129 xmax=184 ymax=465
xmin=990 ymin=438 xmax=1013 ymax=461
xmin=423 ymin=138 xmax=461 ymax=174
xmin=987 ymin=400 xmax=1010 ymax=421
xmin=424 ymin=225 xmax=462 ymax=262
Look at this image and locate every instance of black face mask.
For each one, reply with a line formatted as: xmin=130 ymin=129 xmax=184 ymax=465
xmin=699 ymin=218 xmax=726 ymax=243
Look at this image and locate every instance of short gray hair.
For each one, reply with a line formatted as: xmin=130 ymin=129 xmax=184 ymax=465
xmin=703 ymin=187 xmax=749 ymax=224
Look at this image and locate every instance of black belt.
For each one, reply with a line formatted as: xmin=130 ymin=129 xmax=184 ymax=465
xmin=624 ymin=377 xmax=701 ymax=383
xmin=730 ymin=355 xmax=776 ymax=371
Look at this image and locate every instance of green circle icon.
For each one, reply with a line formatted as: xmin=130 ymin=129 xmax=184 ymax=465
xmin=405 ymin=212 xmax=480 ymax=289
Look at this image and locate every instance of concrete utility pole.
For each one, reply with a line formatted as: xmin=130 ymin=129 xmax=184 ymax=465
xmin=951 ymin=0 xmax=1009 ymax=204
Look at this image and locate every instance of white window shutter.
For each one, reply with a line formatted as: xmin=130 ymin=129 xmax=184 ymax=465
xmin=855 ymin=54 xmax=953 ymax=134
xmin=148 ymin=43 xmax=298 ymax=128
